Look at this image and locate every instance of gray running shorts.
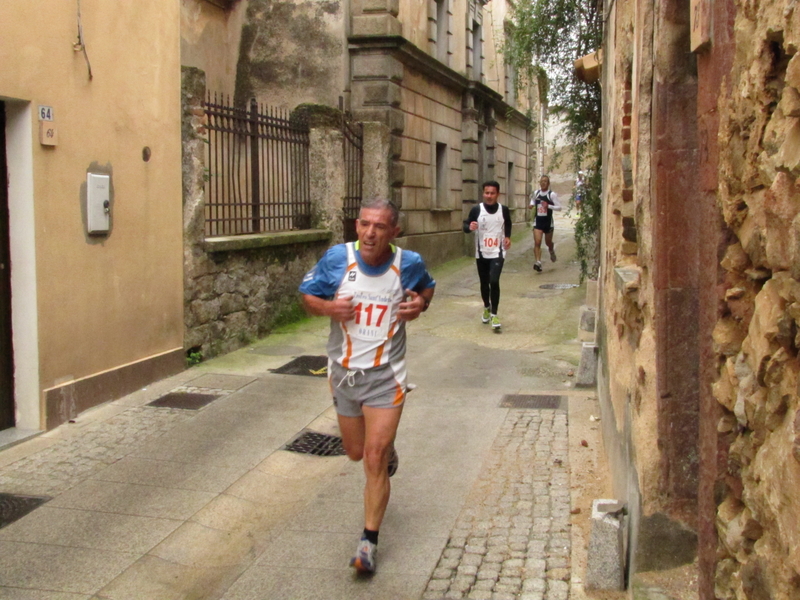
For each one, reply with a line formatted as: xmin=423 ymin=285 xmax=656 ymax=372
xmin=328 ymin=360 xmax=406 ymax=417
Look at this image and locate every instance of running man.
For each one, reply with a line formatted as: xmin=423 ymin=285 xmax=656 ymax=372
xmin=530 ymin=175 xmax=562 ymax=272
xmin=463 ymin=180 xmax=512 ymax=331
xmin=299 ymin=198 xmax=435 ymax=574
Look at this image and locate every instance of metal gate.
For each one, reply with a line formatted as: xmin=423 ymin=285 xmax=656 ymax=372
xmin=204 ymin=95 xmax=311 ymax=236
xmin=342 ymin=111 xmax=364 ymax=242
xmin=0 ymin=102 xmax=14 ymax=430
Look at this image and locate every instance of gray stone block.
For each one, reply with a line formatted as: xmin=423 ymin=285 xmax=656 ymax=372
xmin=585 ymin=499 xmax=626 ymax=591
xmin=579 ymin=306 xmax=596 ymax=333
xmin=576 ymin=342 xmax=597 ymax=388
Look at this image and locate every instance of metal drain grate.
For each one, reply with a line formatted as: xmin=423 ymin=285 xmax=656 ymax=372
xmin=0 ymin=493 xmax=50 ymax=529
xmin=500 ymin=394 xmax=567 ymax=410
xmin=285 ymin=431 xmax=346 ymax=456
xmin=271 ymin=355 xmax=328 ymax=377
xmin=539 ymin=283 xmax=579 ymax=290
xmin=148 ymin=392 xmax=221 ymax=410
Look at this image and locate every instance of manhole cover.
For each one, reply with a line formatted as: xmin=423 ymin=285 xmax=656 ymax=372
xmin=285 ymin=431 xmax=346 ymax=456
xmin=0 ymin=493 xmax=50 ymax=528
xmin=148 ymin=392 xmax=221 ymax=410
xmin=499 ymin=394 xmax=567 ymax=410
xmin=539 ymin=283 xmax=579 ymax=290
xmin=271 ymin=355 xmax=328 ymax=376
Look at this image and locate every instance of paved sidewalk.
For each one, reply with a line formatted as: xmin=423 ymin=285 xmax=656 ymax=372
xmin=0 ymin=213 xmax=606 ymax=600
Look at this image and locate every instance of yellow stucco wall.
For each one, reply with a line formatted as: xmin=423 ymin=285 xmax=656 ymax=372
xmin=1 ymin=1 xmax=183 ymax=428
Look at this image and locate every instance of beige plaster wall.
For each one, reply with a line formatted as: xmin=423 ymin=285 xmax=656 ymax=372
xmin=1 ymin=0 xmax=184 ymax=428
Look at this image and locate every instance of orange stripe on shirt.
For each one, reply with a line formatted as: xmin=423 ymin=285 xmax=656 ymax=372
xmin=373 ymin=320 xmax=398 ymax=366
xmin=391 ymin=265 xmax=400 ymax=276
xmin=341 ymin=323 xmax=353 ymax=369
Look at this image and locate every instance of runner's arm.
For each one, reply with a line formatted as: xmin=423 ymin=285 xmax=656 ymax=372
xmin=302 ymin=294 xmax=355 ymax=323
xmin=549 ymin=192 xmax=563 ymax=211
xmin=463 ymin=205 xmax=481 ymax=233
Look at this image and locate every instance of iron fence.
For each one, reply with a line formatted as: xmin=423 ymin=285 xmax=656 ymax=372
xmin=204 ymin=95 xmax=311 ymax=236
xmin=342 ymin=110 xmax=364 ymax=242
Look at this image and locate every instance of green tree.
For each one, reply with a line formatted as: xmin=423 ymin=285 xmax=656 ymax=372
xmin=504 ymin=0 xmax=603 ymax=280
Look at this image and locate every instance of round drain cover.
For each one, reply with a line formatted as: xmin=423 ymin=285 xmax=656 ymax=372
xmin=539 ymin=283 xmax=579 ymax=290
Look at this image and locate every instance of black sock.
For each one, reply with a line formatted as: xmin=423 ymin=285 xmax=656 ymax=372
xmin=363 ymin=528 xmax=379 ymax=545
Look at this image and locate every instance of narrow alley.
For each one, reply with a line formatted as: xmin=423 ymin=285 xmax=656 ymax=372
xmin=0 ymin=213 xmax=610 ymax=600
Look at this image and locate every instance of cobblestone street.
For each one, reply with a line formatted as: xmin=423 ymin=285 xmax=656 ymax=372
xmin=424 ymin=410 xmax=571 ymax=600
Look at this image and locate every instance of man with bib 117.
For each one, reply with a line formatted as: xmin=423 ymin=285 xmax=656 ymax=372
xmin=299 ymin=198 xmax=435 ymax=574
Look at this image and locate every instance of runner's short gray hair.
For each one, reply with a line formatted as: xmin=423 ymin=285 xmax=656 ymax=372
xmin=360 ymin=198 xmax=400 ymax=226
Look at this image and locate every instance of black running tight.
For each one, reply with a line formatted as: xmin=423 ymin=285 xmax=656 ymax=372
xmin=476 ymin=257 xmax=504 ymax=314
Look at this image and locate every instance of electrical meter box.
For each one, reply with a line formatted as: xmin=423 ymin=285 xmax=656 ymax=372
xmin=86 ymin=173 xmax=110 ymax=234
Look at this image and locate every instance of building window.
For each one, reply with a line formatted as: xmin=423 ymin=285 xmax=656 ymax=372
xmin=435 ymin=142 xmax=449 ymax=208
xmin=472 ymin=21 xmax=482 ymax=81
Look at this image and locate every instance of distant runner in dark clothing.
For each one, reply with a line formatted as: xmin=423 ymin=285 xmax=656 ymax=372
xmin=530 ymin=175 xmax=562 ymax=272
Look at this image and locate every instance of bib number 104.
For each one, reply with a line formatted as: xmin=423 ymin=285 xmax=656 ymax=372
xmin=354 ymin=302 xmax=388 ymax=327
xmin=484 ymin=237 xmax=501 ymax=248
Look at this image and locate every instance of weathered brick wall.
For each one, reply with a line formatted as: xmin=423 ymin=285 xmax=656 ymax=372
xmin=714 ymin=2 xmax=800 ymax=596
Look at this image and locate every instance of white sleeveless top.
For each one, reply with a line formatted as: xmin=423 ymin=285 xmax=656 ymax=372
xmin=475 ymin=203 xmax=505 ymax=259
xmin=330 ymin=242 xmax=406 ymax=370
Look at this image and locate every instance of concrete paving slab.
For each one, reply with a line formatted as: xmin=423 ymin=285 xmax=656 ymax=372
xmin=149 ymin=521 xmax=262 ymax=568
xmin=0 ymin=590 xmax=91 ymax=600
xmin=183 ymin=373 xmax=258 ymax=391
xmin=96 ymin=554 xmax=247 ymax=600
xmin=169 ymin=402 xmax=322 ymax=444
xmin=189 ymin=493 xmax=302 ymax=534
xmin=233 ymin=374 xmax=327 ymax=398
xmin=219 ymin=565 xmax=430 ymax=600
xmin=128 ymin=429 xmax=282 ymax=470
xmin=253 ymin=529 xmax=447 ymax=575
xmin=224 ymin=467 xmax=344 ymax=507
xmin=0 ymin=506 xmax=181 ymax=554
xmin=47 ymin=479 xmax=216 ymax=520
xmin=90 ymin=456 xmax=246 ymax=493
xmin=254 ymin=448 xmax=347 ymax=480
xmin=0 ymin=540 xmax=137 ymax=595
xmin=210 ymin=387 xmax=329 ymax=417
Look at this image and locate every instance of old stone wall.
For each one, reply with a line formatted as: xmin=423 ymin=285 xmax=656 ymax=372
xmin=234 ymin=0 xmax=347 ymax=109
xmin=713 ymin=2 xmax=800 ymax=597
xmin=601 ymin=0 xmax=800 ymax=597
xmin=182 ymin=68 xmax=339 ymax=360
xmin=598 ymin=0 xmax=710 ymax=589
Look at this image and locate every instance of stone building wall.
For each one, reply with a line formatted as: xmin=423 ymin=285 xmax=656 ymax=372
xmin=599 ymin=0 xmax=800 ymax=597
xmin=713 ymin=2 xmax=800 ymax=597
